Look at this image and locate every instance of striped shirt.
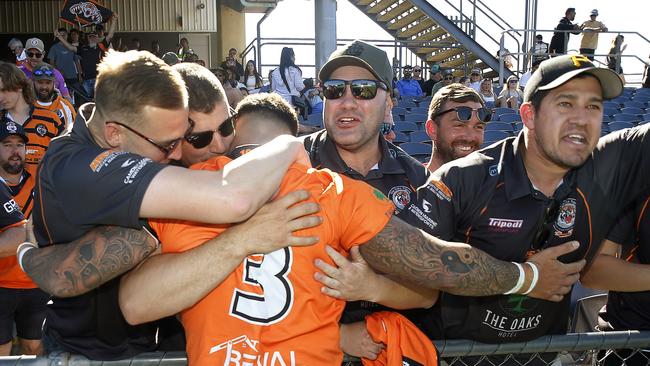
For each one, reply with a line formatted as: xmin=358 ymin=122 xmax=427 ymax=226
xmin=35 ymin=94 xmax=76 ymax=130
xmin=2 ymin=107 xmax=65 ymax=165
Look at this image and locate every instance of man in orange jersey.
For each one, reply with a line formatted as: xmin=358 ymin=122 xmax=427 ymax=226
xmin=0 ymin=122 xmax=33 ymax=355
xmin=0 ymin=62 xmax=65 ymax=165
xmin=32 ymin=63 xmax=76 ymax=130
xmin=119 ymin=93 xmax=436 ymax=365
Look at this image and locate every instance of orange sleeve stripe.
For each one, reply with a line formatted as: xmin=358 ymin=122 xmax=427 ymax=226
xmin=0 ymin=219 xmax=27 ymax=232
xmin=576 ymin=188 xmax=592 ymax=259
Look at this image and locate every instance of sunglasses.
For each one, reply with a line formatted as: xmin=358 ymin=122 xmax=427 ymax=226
xmin=529 ymin=200 xmax=560 ymax=255
xmin=27 ymin=52 xmax=43 ymax=58
xmin=413 ymin=69 xmax=422 ymax=72
xmin=322 ymin=79 xmax=387 ymax=100
xmin=33 ymin=69 xmax=54 ymax=77
xmin=110 ymin=120 xmax=194 ymax=158
xmin=509 ymin=80 xmax=519 ymax=84
xmin=444 ymin=76 xmax=454 ymax=81
xmin=433 ymin=106 xmax=492 ymax=123
xmin=380 ymin=122 xmax=394 ymax=135
xmin=185 ymin=116 xmax=235 ymax=149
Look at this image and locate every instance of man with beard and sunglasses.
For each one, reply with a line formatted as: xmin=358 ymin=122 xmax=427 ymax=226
xmin=396 ymin=55 xmax=650 ymax=365
xmin=423 ymin=84 xmax=486 ymax=173
xmin=18 ymin=38 xmax=71 ymax=103
xmin=0 ymin=121 xmax=45 ymax=356
xmin=32 ymin=63 xmax=76 ymax=130
xmin=18 ymin=51 xmax=320 ymax=361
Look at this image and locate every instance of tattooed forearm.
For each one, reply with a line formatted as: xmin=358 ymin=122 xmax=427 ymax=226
xmin=360 ymin=217 xmax=518 ymax=296
xmin=22 ymin=226 xmax=158 ymax=298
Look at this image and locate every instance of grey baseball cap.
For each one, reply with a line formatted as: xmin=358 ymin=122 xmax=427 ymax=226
xmin=319 ymin=40 xmax=393 ymax=91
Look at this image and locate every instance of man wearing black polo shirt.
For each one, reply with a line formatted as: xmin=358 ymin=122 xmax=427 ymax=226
xmin=19 ymin=50 xmax=316 ymax=361
xmin=302 ymin=40 xmax=432 ymax=359
xmin=581 ymin=191 xmax=650 ymax=364
xmin=396 ymin=55 xmax=650 ymax=354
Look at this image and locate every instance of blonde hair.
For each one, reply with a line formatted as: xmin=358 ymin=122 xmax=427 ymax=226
xmin=94 ymin=50 xmax=188 ymax=127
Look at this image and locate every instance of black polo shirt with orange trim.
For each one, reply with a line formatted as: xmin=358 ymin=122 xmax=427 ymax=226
xmin=302 ymin=129 xmax=431 ymax=322
xmin=410 ymin=125 xmax=650 ymax=344
xmin=599 ymin=192 xmax=650 ymax=331
xmin=32 ymin=103 xmax=166 ymax=360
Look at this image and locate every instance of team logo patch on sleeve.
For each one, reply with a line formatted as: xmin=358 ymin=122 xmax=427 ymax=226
xmin=3 ymin=199 xmax=20 ymax=214
xmin=553 ymin=198 xmax=576 ymax=238
xmin=426 ymin=180 xmax=452 ymax=202
xmin=388 ymin=186 xmax=412 ymax=210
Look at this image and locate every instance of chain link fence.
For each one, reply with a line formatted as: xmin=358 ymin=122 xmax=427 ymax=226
xmin=1 ymin=331 xmax=648 ymax=366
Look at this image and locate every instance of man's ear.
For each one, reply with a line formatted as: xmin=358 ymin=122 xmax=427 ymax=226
xmin=520 ymin=102 xmax=535 ymax=130
xmin=104 ymin=122 xmax=123 ymax=148
xmin=425 ymin=119 xmax=437 ymax=141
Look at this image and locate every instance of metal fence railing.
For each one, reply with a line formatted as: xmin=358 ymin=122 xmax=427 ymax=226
xmin=1 ymin=331 xmax=649 ymax=366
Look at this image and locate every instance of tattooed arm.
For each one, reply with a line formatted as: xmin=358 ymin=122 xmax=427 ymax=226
xmin=22 ymin=226 xmax=158 ymax=297
xmin=360 ymin=217 xmax=585 ymax=301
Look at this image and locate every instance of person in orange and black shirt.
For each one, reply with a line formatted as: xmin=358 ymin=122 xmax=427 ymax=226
xmin=33 ymin=63 xmax=76 ymax=130
xmin=119 ymin=94 xmax=436 ymax=366
xmin=0 ymin=62 xmax=64 ymax=166
xmin=0 ymin=122 xmax=33 ymax=356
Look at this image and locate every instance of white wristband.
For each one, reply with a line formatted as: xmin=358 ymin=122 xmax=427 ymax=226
xmin=17 ymin=242 xmax=37 ymax=272
xmin=504 ymin=262 xmax=525 ymax=295
xmin=523 ymin=262 xmax=540 ymax=295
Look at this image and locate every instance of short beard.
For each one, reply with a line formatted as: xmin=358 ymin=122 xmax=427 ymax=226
xmin=37 ymin=90 xmax=55 ymax=102
xmin=3 ymin=161 xmax=23 ymax=175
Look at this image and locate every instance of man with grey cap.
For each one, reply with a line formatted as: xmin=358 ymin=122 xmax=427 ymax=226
xmin=580 ymin=9 xmax=608 ymax=60
xmin=19 ymin=38 xmax=71 ymax=102
xmin=401 ymin=55 xmax=650 ymax=356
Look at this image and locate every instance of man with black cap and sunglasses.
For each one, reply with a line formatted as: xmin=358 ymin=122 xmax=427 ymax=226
xmin=399 ymin=55 xmax=650 ymax=360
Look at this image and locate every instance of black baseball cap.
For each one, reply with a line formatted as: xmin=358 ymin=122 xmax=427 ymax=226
xmin=0 ymin=121 xmax=28 ymax=143
xmin=523 ymin=55 xmax=623 ymax=102
xmin=319 ymin=40 xmax=393 ymax=91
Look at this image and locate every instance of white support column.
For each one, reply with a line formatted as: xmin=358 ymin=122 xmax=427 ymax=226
xmin=315 ymin=0 xmax=338 ymax=78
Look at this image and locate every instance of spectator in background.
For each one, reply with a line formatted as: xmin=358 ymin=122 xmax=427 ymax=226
xmin=161 ymin=52 xmax=180 ymax=66
xmin=271 ymin=47 xmax=305 ymax=106
xmin=381 ymin=98 xmax=397 ymax=143
xmin=580 ymin=9 xmax=608 ymax=61
xmin=226 ymin=48 xmax=245 ymax=78
xmin=243 ymin=60 xmax=263 ymax=91
xmin=459 ymin=76 xmax=470 ymax=87
xmin=151 ymin=40 xmax=162 ymax=58
xmin=549 ymin=7 xmax=581 ymax=56
xmin=468 ymin=67 xmax=482 ymax=91
xmin=184 ymin=52 xmax=199 ymax=64
xmin=221 ymin=56 xmax=241 ymax=81
xmin=519 ymin=58 xmax=543 ymax=90
xmin=478 ymin=78 xmax=496 ymax=104
xmin=430 ymin=69 xmax=454 ymax=96
xmin=396 ymin=65 xmax=424 ymax=98
xmin=530 ymin=34 xmax=549 ymax=64
xmin=302 ymin=78 xmax=323 ymax=115
xmin=422 ymin=65 xmax=442 ymax=96
xmin=412 ymin=65 xmax=424 ymax=89
xmin=497 ymin=75 xmax=523 ymax=109
xmin=211 ymin=67 xmax=227 ymax=85
xmin=7 ymin=38 xmax=26 ymax=67
xmin=32 ymin=63 xmax=76 ymax=129
xmin=68 ymin=29 xmax=81 ymax=48
xmin=48 ymin=28 xmax=82 ymax=100
xmin=53 ymin=30 xmax=105 ymax=99
xmin=19 ymin=38 xmax=71 ymax=102
xmin=129 ymin=38 xmax=141 ymax=51
xmin=94 ymin=14 xmax=117 ymax=52
xmin=177 ymin=38 xmax=194 ymax=61
xmin=607 ymin=35 xmax=627 ymax=82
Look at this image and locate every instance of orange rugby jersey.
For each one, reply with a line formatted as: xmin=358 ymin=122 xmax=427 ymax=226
xmin=149 ymin=156 xmax=394 ymax=366
xmin=2 ymin=106 xmax=65 ymax=165
xmin=0 ymin=164 xmax=36 ymax=288
xmin=35 ymin=94 xmax=76 ymax=130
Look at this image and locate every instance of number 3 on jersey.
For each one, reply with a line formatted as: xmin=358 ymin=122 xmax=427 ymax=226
xmin=230 ymin=247 xmax=295 ymax=325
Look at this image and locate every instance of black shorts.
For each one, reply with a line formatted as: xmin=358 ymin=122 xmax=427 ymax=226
xmin=0 ymin=287 xmax=49 ymax=343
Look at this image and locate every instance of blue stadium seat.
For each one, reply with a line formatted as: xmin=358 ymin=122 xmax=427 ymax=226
xmin=409 ymin=131 xmax=431 ymax=143
xmin=603 ymin=101 xmax=621 ymax=109
xmin=392 ymin=131 xmax=409 ymax=144
xmin=392 ymin=107 xmax=407 ymax=117
xmin=485 ymin=121 xmax=514 ymax=132
xmin=642 ymin=113 xmax=650 ymax=121
xmin=602 ymin=115 xmax=612 ymax=123
xmin=303 ymin=114 xmax=323 ymax=127
xmin=612 ymin=113 xmax=640 ymax=123
xmin=620 ymin=107 xmax=645 ymax=115
xmin=483 ymin=130 xmax=511 ymax=143
xmin=399 ymin=142 xmax=431 ymax=156
xmin=498 ymin=113 xmax=521 ymax=123
xmin=493 ymin=107 xmax=516 ymax=117
xmin=623 ymin=101 xmax=647 ymax=110
xmin=612 ymin=96 xmax=630 ymax=105
xmin=398 ymin=100 xmax=417 ymax=109
xmin=513 ymin=122 xmax=523 ymax=132
xmin=410 ymin=107 xmax=428 ymax=115
xmin=394 ymin=121 xmax=418 ymax=133
xmin=484 ymin=101 xmax=496 ymax=109
xmin=603 ymin=106 xmax=619 ymax=117
xmin=639 ymin=120 xmax=650 ymax=125
xmin=403 ymin=114 xmax=428 ymax=124
xmin=608 ymin=121 xmax=635 ymax=131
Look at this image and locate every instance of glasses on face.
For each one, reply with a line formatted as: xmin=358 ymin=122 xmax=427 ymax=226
xmin=433 ymin=106 xmax=492 ymax=123
xmin=529 ymin=200 xmax=560 ymax=254
xmin=380 ymin=122 xmax=394 ymax=135
xmin=509 ymin=80 xmax=519 ymax=84
xmin=185 ymin=115 xmax=235 ymax=149
xmin=413 ymin=69 xmax=422 ymax=73
xmin=322 ymin=79 xmax=387 ymax=100
xmin=110 ymin=120 xmax=193 ymax=158
xmin=33 ymin=69 xmax=54 ymax=77
xmin=444 ymin=76 xmax=454 ymax=81
xmin=27 ymin=52 xmax=43 ymax=58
